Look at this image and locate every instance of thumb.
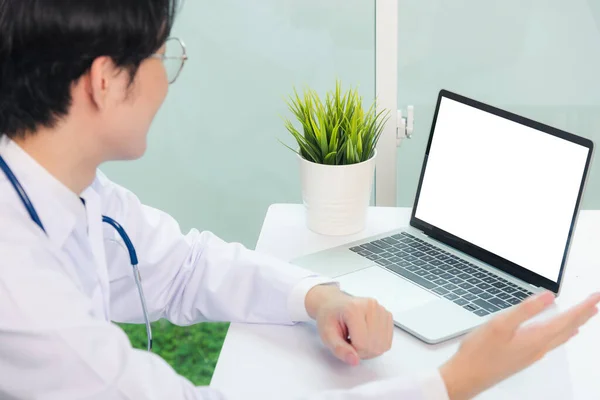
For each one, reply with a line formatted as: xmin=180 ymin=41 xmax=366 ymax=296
xmin=323 ymin=326 xmax=360 ymax=366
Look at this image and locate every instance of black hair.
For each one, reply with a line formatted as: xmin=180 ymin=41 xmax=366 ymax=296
xmin=0 ymin=0 xmax=179 ymax=138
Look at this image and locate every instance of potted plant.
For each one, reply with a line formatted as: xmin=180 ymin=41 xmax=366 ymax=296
xmin=282 ymin=81 xmax=389 ymax=236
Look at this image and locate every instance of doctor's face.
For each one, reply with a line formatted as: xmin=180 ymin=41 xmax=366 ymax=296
xmin=97 ymin=43 xmax=170 ymax=161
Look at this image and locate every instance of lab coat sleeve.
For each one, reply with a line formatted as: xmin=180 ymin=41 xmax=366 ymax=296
xmin=95 ymin=172 xmax=333 ymax=326
xmin=308 ymin=372 xmax=450 ymax=400
xmin=0 ymin=240 xmax=212 ymax=399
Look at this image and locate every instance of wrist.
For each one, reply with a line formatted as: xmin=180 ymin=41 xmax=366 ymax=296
xmin=440 ymin=359 xmax=474 ymax=400
xmin=305 ymin=284 xmax=347 ymax=319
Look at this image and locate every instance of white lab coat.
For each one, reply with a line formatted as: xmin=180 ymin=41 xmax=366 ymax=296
xmin=0 ymin=136 xmax=449 ymax=400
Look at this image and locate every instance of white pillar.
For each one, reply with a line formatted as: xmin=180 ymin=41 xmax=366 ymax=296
xmin=375 ymin=0 xmax=399 ymax=206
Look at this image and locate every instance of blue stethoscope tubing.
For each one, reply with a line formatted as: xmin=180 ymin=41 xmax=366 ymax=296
xmin=0 ymin=154 xmax=153 ymax=351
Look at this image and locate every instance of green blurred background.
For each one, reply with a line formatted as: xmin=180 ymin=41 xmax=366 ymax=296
xmin=104 ymin=0 xmax=600 ymax=388
xmin=118 ymin=321 xmax=228 ymax=386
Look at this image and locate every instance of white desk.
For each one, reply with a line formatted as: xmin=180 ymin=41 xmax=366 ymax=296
xmin=211 ymin=205 xmax=600 ymax=399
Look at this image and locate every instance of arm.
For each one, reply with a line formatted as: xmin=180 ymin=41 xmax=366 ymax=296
xmin=95 ymin=172 xmax=330 ymax=326
xmin=0 ymin=243 xmax=215 ymax=400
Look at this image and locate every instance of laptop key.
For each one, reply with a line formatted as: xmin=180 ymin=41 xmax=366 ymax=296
xmin=462 ymin=293 xmax=477 ymax=301
xmin=421 ymin=255 xmax=435 ymax=262
xmin=513 ymin=291 xmax=529 ymax=300
xmin=405 ymin=265 xmax=419 ymax=272
xmin=443 ymin=283 xmax=459 ymax=291
xmin=483 ymin=277 xmax=497 ymax=284
xmin=453 ymin=288 xmax=468 ymax=296
xmin=429 ymin=259 xmax=443 ymax=266
xmin=405 ymin=256 xmax=418 ymax=263
xmin=431 ymin=269 xmax=445 ymax=275
xmin=432 ymin=278 xmax=447 ymax=286
xmin=448 ymin=268 xmax=462 ymax=275
xmin=421 ymin=264 xmax=435 ymax=271
xmin=360 ymin=243 xmax=386 ymax=254
xmin=445 ymin=293 xmax=460 ymax=301
xmin=386 ymin=266 xmax=436 ymax=289
xmin=459 ymin=282 xmax=473 ymax=290
xmin=467 ymin=278 xmax=481 ymax=285
xmin=488 ymin=297 xmax=511 ymax=309
xmin=365 ymin=254 xmax=379 ymax=261
xmin=474 ymin=309 xmax=490 ymax=317
xmin=463 ymin=304 xmax=478 ymax=312
xmin=357 ymin=250 xmax=372 ymax=257
xmin=497 ymin=292 xmax=512 ymax=300
xmin=412 ymin=259 xmax=426 ymax=266
xmin=506 ymin=297 xmax=522 ymax=306
xmin=438 ymin=264 xmax=453 ymax=271
xmin=424 ymin=274 xmax=438 ymax=281
xmin=414 ymin=269 xmax=429 ymax=276
xmin=502 ymin=286 xmax=517 ymax=294
xmin=463 ymin=268 xmax=476 ymax=274
xmin=372 ymin=240 xmax=392 ymax=249
xmin=478 ymin=292 xmax=493 ymax=300
xmin=349 ymin=246 xmax=362 ymax=253
xmin=468 ymin=287 xmax=484 ymax=295
xmin=477 ymin=283 xmax=492 ymax=290
xmin=449 ymin=277 xmax=463 ymax=285
xmin=458 ymin=273 xmax=471 ymax=280
xmin=453 ymin=298 xmax=469 ymax=307
xmin=473 ymin=272 xmax=487 ymax=279
xmin=375 ymin=259 xmax=393 ymax=266
xmin=440 ymin=273 xmax=454 ymax=280
xmin=446 ymin=259 xmax=459 ymax=265
xmin=382 ymin=237 xmax=399 ymax=245
xmin=487 ymin=287 xmax=501 ymax=295
xmin=433 ymin=287 xmax=450 ymax=295
xmin=473 ymin=299 xmax=501 ymax=313
xmin=492 ymin=282 xmax=507 ymax=289
xmin=386 ymin=264 xmax=405 ymax=275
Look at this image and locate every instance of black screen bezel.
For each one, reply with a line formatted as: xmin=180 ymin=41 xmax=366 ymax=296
xmin=410 ymin=90 xmax=594 ymax=293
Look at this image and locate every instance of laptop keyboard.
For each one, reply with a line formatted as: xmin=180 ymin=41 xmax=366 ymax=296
xmin=349 ymin=232 xmax=534 ymax=317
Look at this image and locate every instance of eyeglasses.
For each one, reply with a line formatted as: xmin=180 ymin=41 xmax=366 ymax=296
xmin=151 ymin=37 xmax=188 ymax=84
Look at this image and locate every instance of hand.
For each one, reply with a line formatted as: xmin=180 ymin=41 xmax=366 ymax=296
xmin=305 ymin=285 xmax=394 ymax=366
xmin=440 ymin=291 xmax=600 ymax=400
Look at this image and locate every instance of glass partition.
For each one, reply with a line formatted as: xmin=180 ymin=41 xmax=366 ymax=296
xmin=397 ymin=0 xmax=600 ymax=209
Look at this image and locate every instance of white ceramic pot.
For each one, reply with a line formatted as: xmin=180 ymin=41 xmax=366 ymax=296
xmin=299 ymin=151 xmax=376 ymax=236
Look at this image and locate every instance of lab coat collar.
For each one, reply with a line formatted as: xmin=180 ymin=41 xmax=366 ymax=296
xmin=0 ymin=136 xmax=88 ymax=248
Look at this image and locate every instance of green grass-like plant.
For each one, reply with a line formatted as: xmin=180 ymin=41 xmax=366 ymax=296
xmin=282 ymin=81 xmax=389 ymax=165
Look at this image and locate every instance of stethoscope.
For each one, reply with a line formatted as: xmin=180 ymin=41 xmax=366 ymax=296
xmin=0 ymin=154 xmax=153 ymax=351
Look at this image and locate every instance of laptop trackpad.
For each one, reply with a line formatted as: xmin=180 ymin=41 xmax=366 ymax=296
xmin=336 ymin=266 xmax=439 ymax=313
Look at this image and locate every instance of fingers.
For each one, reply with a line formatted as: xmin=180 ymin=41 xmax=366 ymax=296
xmin=321 ymin=324 xmax=360 ymax=366
xmin=344 ymin=299 xmax=393 ymax=359
xmin=342 ymin=301 xmax=370 ymax=358
xmin=540 ymin=294 xmax=600 ymax=347
xmin=497 ymin=291 xmax=555 ymax=330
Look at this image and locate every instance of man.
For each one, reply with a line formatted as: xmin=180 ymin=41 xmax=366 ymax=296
xmin=0 ymin=1 xmax=597 ymax=399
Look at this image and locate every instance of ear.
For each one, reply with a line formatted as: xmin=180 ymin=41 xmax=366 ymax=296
xmin=86 ymin=56 xmax=117 ymax=111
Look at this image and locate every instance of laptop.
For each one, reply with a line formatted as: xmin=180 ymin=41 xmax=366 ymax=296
xmin=292 ymin=90 xmax=594 ymax=344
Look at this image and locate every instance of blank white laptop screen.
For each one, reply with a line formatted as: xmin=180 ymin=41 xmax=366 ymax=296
xmin=415 ymin=97 xmax=590 ymax=282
